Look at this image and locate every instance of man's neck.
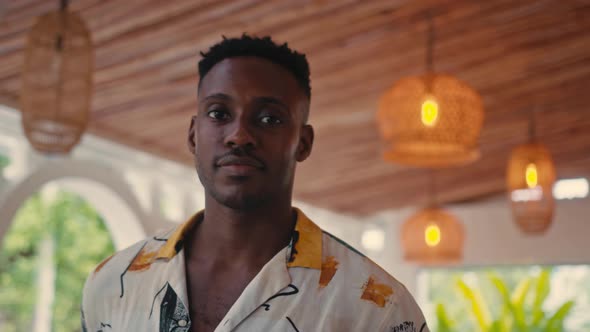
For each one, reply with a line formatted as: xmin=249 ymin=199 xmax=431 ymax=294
xmin=185 ymin=197 xmax=296 ymax=269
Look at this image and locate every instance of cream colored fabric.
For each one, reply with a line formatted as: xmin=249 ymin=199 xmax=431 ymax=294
xmin=82 ymin=208 xmax=429 ymax=332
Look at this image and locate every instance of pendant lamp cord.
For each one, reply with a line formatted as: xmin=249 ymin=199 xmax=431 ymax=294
xmin=425 ymin=11 xmax=435 ymax=93
xmin=426 ymin=11 xmax=435 ymax=73
xmin=56 ymin=0 xmax=69 ymax=51
xmin=528 ymin=107 xmax=537 ymax=143
xmin=428 ymin=170 xmax=437 ymax=207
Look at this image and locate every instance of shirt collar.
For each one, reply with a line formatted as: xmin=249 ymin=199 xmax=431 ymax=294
xmin=155 ymin=211 xmax=203 ymax=259
xmin=286 ymin=208 xmax=322 ymax=269
xmin=155 ymin=207 xmax=322 ymax=270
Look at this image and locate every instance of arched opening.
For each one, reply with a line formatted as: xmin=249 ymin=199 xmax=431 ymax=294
xmin=0 ymin=159 xmax=148 ymax=331
xmin=0 ymin=159 xmax=147 ymax=250
xmin=0 ymin=185 xmax=114 ymax=331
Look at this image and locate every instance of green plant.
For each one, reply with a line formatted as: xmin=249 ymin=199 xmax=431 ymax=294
xmin=0 ymin=191 xmax=115 ymax=332
xmin=435 ymin=303 xmax=455 ymax=332
xmin=437 ymin=269 xmax=575 ymax=332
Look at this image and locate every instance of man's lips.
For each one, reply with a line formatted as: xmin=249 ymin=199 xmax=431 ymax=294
xmin=216 ymin=155 xmax=264 ymax=169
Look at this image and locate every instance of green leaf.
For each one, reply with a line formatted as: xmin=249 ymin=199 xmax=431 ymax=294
xmin=511 ymin=277 xmax=532 ymax=331
xmin=488 ymin=319 xmax=504 ymax=332
xmin=543 ymin=301 xmax=575 ymax=332
xmin=457 ymin=278 xmax=491 ymax=331
xmin=532 ymin=270 xmax=551 ymax=327
xmin=490 ymin=274 xmax=511 ymax=305
xmin=491 ymin=273 xmax=539 ymax=332
xmin=436 ymin=303 xmax=454 ymax=332
xmin=511 ymin=277 xmax=531 ymax=307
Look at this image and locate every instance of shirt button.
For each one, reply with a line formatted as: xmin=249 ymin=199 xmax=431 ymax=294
xmin=178 ymin=319 xmax=187 ymax=327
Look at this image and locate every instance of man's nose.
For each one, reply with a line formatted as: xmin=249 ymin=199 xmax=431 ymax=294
xmin=224 ymin=120 xmax=256 ymax=149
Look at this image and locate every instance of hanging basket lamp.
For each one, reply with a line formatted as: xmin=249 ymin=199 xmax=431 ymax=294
xmin=507 ymin=141 xmax=556 ymax=234
xmin=377 ymin=15 xmax=484 ymax=168
xmin=401 ymin=173 xmax=464 ymax=264
xmin=507 ymin=110 xmax=556 ymax=234
xmin=401 ymin=206 xmax=464 ymax=264
xmin=20 ymin=0 xmax=93 ymax=154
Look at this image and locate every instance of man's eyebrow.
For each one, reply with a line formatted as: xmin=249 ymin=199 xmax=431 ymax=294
xmin=201 ymin=93 xmax=233 ymax=103
xmin=200 ymin=94 xmax=289 ymax=110
xmin=254 ymin=96 xmax=289 ymax=110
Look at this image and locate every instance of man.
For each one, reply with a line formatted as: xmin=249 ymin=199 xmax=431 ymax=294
xmin=82 ymin=35 xmax=429 ymax=332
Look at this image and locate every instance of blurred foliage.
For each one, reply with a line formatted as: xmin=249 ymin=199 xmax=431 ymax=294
xmin=0 ymin=190 xmax=115 ymax=331
xmin=0 ymin=154 xmax=9 ymax=169
xmin=433 ymin=269 xmax=576 ymax=332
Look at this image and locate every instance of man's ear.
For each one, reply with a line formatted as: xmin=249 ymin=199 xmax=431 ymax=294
xmin=188 ymin=115 xmax=197 ymax=155
xmin=296 ymin=124 xmax=314 ymax=162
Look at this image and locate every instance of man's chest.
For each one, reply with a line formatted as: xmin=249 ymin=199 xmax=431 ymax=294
xmin=187 ymin=277 xmax=252 ymax=332
xmin=95 ymin=260 xmax=390 ymax=332
xmin=181 ymin=269 xmax=361 ymax=332
xmin=181 ymin=263 xmax=322 ymax=332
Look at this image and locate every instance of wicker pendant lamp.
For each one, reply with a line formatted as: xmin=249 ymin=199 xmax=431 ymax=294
xmin=20 ymin=0 xmax=93 ymax=154
xmin=377 ymin=14 xmax=484 ymax=168
xmin=401 ymin=174 xmax=464 ymax=264
xmin=507 ymin=111 xmax=556 ymax=234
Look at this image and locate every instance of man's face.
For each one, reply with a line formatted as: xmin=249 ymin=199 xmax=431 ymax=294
xmin=189 ymin=57 xmax=313 ymax=210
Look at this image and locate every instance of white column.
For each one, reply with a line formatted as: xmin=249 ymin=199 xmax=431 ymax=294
xmin=32 ymin=234 xmax=56 ymax=332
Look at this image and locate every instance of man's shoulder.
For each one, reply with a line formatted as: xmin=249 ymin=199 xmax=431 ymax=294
xmin=320 ymin=230 xmax=410 ymax=299
xmin=321 ymin=230 xmax=368 ymax=260
xmin=82 ymin=226 xmax=178 ymax=298
xmin=315 ymin=230 xmax=428 ymax=330
xmin=81 ymin=225 xmax=188 ymax=329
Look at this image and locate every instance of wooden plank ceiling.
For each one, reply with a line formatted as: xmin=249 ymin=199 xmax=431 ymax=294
xmin=1 ymin=0 xmax=589 ymax=216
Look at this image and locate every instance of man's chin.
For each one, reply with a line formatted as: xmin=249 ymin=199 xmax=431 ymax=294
xmin=212 ymin=191 xmax=268 ymax=211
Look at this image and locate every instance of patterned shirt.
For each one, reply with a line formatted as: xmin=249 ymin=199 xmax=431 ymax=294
xmin=82 ymin=208 xmax=429 ymax=332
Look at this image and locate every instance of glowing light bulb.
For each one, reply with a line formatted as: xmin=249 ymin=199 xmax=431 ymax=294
xmin=525 ymin=163 xmax=538 ymax=188
xmin=421 ymin=98 xmax=439 ymax=127
xmin=425 ymin=224 xmax=441 ymax=247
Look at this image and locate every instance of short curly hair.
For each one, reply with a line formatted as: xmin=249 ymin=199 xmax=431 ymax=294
xmin=198 ymin=35 xmax=311 ymax=99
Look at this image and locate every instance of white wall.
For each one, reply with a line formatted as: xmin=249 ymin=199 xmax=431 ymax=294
xmin=309 ymin=194 xmax=590 ymax=301
xmin=459 ymin=196 xmax=590 ymax=265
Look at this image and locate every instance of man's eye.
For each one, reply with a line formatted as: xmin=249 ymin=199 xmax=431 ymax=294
xmin=260 ymin=116 xmax=282 ymax=125
xmin=207 ymin=110 xmax=229 ymax=120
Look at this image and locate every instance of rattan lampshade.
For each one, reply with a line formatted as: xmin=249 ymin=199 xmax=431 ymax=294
xmin=401 ymin=207 xmax=464 ymax=264
xmin=377 ymin=14 xmax=484 ymax=168
xmin=20 ymin=5 xmax=93 ymax=154
xmin=377 ymin=73 xmax=484 ymax=167
xmin=507 ymin=142 xmax=556 ymax=234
